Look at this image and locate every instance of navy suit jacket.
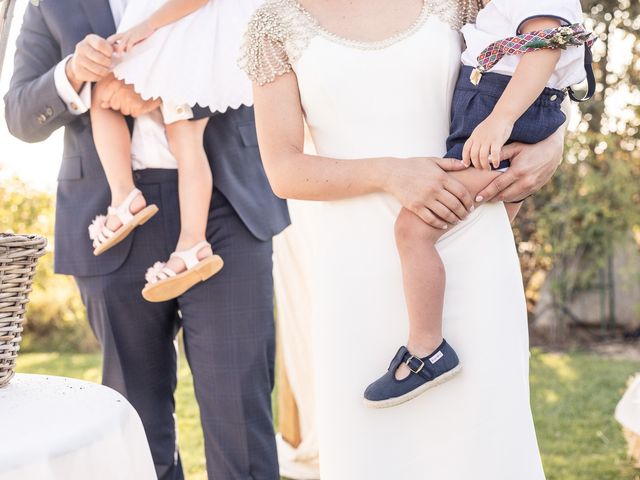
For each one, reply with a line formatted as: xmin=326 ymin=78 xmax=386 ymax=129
xmin=4 ymin=0 xmax=290 ymax=277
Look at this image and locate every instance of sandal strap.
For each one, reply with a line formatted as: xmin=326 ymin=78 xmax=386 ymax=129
xmin=96 ymin=227 xmax=115 ymax=244
xmin=111 ymin=188 xmax=142 ymax=224
xmin=400 ymin=350 xmax=435 ymax=382
xmin=145 ymin=262 xmax=178 ymax=284
xmin=170 ymin=241 xmax=211 ymax=270
xmin=157 ymin=267 xmax=177 ymax=280
xmin=388 ymin=346 xmax=409 ymax=371
xmin=89 ymin=215 xmax=116 ymax=246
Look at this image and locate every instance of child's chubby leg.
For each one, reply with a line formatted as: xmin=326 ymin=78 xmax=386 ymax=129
xmin=163 ymin=117 xmax=214 ymax=273
xmin=90 ymin=78 xmax=148 ymax=231
xmin=394 ymin=166 xmax=508 ymax=380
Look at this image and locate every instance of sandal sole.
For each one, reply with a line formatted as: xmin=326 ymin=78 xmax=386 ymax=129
xmin=93 ymin=205 xmax=159 ymax=256
xmin=141 ymin=255 xmax=224 ymax=303
xmin=363 ymin=364 xmax=463 ymax=409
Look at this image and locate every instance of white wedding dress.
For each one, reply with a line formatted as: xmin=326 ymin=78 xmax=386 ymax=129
xmin=244 ymin=1 xmax=546 ymax=478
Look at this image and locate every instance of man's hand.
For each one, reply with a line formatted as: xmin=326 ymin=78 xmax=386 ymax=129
xmin=96 ymin=74 xmax=161 ymax=117
xmin=66 ymin=34 xmax=114 ymax=91
xmin=384 ymin=157 xmax=474 ymax=230
xmin=475 ymin=130 xmax=564 ymax=204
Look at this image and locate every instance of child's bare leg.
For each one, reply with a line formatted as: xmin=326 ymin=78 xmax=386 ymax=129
xmin=164 ymin=118 xmax=213 ymax=271
xmin=394 ymin=167 xmax=506 ymax=379
xmin=90 ymin=79 xmax=146 ymax=229
xmin=505 ymin=202 xmax=522 ymax=223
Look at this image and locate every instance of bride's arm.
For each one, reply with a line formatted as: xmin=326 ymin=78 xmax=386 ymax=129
xmin=253 ymin=72 xmax=475 ymax=229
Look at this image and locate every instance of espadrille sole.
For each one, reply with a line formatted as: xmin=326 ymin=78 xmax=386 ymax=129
xmin=363 ymin=364 xmax=462 ymax=409
xmin=93 ymin=205 xmax=159 ymax=256
xmin=141 ymin=255 xmax=224 ymax=302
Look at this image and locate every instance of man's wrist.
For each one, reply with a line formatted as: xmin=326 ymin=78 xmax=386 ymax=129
xmin=64 ymin=57 xmax=85 ymax=93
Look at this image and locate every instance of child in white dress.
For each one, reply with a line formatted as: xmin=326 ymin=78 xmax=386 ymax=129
xmin=364 ymin=0 xmax=596 ymax=408
xmin=87 ymin=0 xmax=262 ymax=302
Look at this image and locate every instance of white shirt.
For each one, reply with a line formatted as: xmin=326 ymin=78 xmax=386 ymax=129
xmin=460 ymin=0 xmax=587 ymax=89
xmin=54 ymin=0 xmax=187 ymax=170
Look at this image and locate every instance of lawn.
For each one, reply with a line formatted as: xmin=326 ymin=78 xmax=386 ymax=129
xmin=16 ymin=349 xmax=640 ymax=480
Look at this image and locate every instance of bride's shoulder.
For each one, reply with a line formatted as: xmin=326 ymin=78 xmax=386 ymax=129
xmin=240 ymin=0 xmax=317 ymax=85
xmin=427 ymin=0 xmax=483 ymax=30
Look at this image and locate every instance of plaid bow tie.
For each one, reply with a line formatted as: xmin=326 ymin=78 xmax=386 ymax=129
xmin=471 ymin=23 xmax=597 ymax=85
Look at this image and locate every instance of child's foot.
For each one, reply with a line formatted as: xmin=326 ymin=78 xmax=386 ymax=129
xmin=394 ymin=339 xmax=444 ymax=380
xmin=104 ymin=191 xmax=148 ymax=233
xmin=164 ymin=240 xmax=213 ymax=276
xmin=89 ymin=188 xmax=158 ymax=256
xmin=363 ymin=340 xmax=461 ymax=409
xmin=142 ymin=241 xmax=224 ymax=302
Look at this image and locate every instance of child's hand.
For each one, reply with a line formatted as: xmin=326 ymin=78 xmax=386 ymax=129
xmin=462 ymin=115 xmax=514 ymax=170
xmin=108 ymin=21 xmax=155 ymax=54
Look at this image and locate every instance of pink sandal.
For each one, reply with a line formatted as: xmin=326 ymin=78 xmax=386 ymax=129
xmin=89 ymin=188 xmax=158 ymax=256
xmin=142 ymin=241 xmax=224 ymax=302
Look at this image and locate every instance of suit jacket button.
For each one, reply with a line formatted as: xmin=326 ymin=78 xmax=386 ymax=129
xmin=37 ymin=114 xmax=47 ymax=124
xmin=45 ymin=106 xmax=54 ymax=117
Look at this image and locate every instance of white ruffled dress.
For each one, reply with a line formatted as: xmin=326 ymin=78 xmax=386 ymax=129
xmin=112 ymin=0 xmax=262 ymax=113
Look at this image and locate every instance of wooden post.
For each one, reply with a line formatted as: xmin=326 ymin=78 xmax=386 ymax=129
xmin=277 ymin=329 xmax=302 ymax=448
xmin=0 ymin=0 xmax=17 ymax=80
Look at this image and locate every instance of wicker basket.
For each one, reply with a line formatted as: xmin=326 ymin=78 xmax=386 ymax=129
xmin=0 ymin=233 xmax=47 ymax=388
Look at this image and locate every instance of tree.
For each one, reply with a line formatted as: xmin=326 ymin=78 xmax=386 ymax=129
xmin=516 ymin=2 xmax=640 ymax=327
xmin=0 ymin=174 xmax=98 ymax=352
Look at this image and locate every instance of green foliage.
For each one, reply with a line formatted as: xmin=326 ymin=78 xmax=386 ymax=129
xmin=0 ymin=174 xmax=97 ymax=352
xmin=514 ymin=2 xmax=640 ymax=303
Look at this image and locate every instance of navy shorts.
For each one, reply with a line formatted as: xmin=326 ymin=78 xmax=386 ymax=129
xmin=445 ymin=66 xmax=567 ymax=169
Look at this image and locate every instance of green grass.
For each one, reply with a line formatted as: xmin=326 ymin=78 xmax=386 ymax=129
xmin=530 ymin=349 xmax=640 ymax=480
xmin=16 ymin=350 xmax=640 ymax=480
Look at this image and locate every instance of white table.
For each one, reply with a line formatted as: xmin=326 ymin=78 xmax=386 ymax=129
xmin=617 ymin=374 xmax=640 ymax=434
xmin=0 ymin=374 xmax=156 ymax=480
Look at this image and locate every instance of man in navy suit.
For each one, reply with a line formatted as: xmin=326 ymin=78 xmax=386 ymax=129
xmin=4 ymin=1 xmax=289 ymax=478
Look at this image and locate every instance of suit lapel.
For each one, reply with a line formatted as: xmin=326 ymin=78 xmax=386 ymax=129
xmin=80 ymin=0 xmax=117 ymax=39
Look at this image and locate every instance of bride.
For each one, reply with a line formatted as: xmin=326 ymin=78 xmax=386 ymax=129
xmin=242 ymin=0 xmax=564 ymax=477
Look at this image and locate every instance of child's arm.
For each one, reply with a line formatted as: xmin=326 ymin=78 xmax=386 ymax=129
xmin=463 ymin=17 xmax=562 ymax=170
xmin=109 ymin=0 xmax=209 ymax=53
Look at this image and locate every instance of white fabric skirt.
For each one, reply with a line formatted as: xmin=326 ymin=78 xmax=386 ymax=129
xmin=308 ymin=198 xmax=545 ymax=479
xmin=112 ymin=0 xmax=262 ymax=112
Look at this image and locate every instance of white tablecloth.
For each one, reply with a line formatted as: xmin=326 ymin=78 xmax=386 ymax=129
xmin=0 ymin=374 xmax=156 ymax=480
xmin=616 ymin=374 xmax=640 ymax=434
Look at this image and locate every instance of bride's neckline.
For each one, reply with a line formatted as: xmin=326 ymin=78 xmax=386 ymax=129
xmin=289 ymin=0 xmax=430 ymax=50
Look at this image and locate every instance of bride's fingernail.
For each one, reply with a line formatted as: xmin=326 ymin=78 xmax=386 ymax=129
xmin=475 ymin=195 xmax=484 ymax=202
xmin=442 ymin=225 xmax=448 ymax=230
xmin=470 ymin=205 xmax=475 ymax=212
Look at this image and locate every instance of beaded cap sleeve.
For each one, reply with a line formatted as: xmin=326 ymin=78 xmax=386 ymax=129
xmin=239 ymin=0 xmax=317 ymax=85
xmin=239 ymin=0 xmax=483 ymax=86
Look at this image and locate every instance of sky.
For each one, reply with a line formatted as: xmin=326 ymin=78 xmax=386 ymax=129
xmin=1 ymin=0 xmax=62 ymax=192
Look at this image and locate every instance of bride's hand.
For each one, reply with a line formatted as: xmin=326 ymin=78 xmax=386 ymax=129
xmin=474 ymin=129 xmax=564 ymax=203
xmin=383 ymin=157 xmax=474 ymax=229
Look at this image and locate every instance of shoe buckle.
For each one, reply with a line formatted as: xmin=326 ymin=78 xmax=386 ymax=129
xmin=405 ymin=355 xmax=424 ymax=374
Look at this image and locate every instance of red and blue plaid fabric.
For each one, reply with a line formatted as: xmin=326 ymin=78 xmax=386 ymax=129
xmin=471 ymin=23 xmax=596 ymax=85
